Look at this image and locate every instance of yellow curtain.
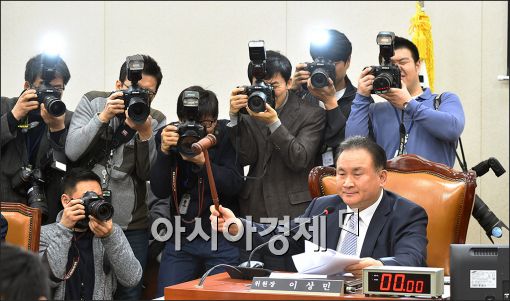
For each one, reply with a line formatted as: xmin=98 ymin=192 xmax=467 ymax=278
xmin=409 ymin=1 xmax=435 ymax=92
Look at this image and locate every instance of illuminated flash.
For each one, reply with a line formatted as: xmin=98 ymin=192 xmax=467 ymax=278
xmin=40 ymin=32 xmax=65 ymax=57
xmin=310 ymin=29 xmax=330 ymax=47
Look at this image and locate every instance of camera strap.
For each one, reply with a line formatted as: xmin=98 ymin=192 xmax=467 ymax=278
xmin=394 ymin=108 xmax=414 ymax=156
xmin=171 ymin=166 xmax=205 ymax=224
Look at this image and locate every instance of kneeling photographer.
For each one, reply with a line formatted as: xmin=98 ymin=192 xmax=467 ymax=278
xmin=150 ymin=86 xmax=243 ymax=295
xmin=39 ymin=168 xmax=142 ymax=300
xmin=1 ymin=53 xmax=72 ymax=224
xmin=346 ymin=32 xmax=465 ymax=167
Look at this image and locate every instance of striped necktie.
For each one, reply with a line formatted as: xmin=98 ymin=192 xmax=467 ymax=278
xmin=339 ymin=213 xmax=358 ymax=255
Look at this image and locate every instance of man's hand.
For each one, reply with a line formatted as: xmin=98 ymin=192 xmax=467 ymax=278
xmin=181 ymin=152 xmax=205 ymax=166
xmin=229 ymin=87 xmax=248 ymax=115
xmin=89 ymin=216 xmax=113 ymax=238
xmin=210 ymin=205 xmax=239 ymax=235
xmin=289 ymin=63 xmax=310 ymax=91
xmin=60 ymin=199 xmax=86 ymax=230
xmin=308 ymin=77 xmax=338 ymax=110
xmin=357 ymin=67 xmax=375 ymax=97
xmin=247 ymin=103 xmax=279 ymax=125
xmin=379 ymin=80 xmax=412 ymax=110
xmin=125 ymin=112 xmax=153 ymax=140
xmin=40 ymin=103 xmax=65 ymax=132
xmin=98 ymin=92 xmax=125 ymax=123
xmin=11 ymin=89 xmax=39 ymax=120
xmin=161 ymin=124 xmax=179 ymax=154
xmin=344 ymin=257 xmax=383 ymax=278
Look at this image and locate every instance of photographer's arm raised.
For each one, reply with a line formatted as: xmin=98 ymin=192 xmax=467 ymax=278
xmin=345 ymin=69 xmax=376 ymax=138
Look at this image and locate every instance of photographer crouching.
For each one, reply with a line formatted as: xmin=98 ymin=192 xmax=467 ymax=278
xmin=1 ymin=53 xmax=72 ymax=224
xmin=39 ymin=168 xmax=142 ymax=300
xmin=150 ymin=86 xmax=243 ymax=295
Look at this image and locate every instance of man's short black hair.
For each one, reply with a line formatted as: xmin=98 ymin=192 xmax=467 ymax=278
xmin=118 ymin=54 xmax=163 ymax=91
xmin=338 ymin=136 xmax=387 ymax=170
xmin=177 ymin=86 xmax=219 ymax=121
xmin=0 ymin=243 xmax=50 ymax=300
xmin=24 ymin=53 xmax=71 ymax=86
xmin=62 ymin=168 xmax=101 ymax=195
xmin=310 ymin=29 xmax=352 ymax=62
xmin=247 ymin=50 xmax=292 ymax=83
xmin=393 ymin=36 xmax=420 ymax=63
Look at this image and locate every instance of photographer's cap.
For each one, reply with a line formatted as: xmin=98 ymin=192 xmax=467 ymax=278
xmin=310 ymin=29 xmax=352 ymax=62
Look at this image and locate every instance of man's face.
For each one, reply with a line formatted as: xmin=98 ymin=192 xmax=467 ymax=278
xmin=336 ymin=148 xmax=386 ymax=211
xmin=200 ymin=115 xmax=217 ymax=135
xmin=27 ymin=75 xmax=65 ymax=95
xmin=252 ymin=72 xmax=290 ymax=104
xmin=117 ymin=73 xmax=158 ymax=104
xmin=334 ymin=59 xmax=350 ymax=85
xmin=390 ymin=48 xmax=421 ymax=89
xmin=61 ymin=180 xmax=103 ymax=208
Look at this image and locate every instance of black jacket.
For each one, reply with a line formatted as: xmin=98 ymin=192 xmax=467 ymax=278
xmin=150 ymin=119 xmax=243 ymax=236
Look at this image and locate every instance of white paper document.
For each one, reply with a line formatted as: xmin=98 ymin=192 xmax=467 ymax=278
xmin=292 ymin=240 xmax=360 ymax=275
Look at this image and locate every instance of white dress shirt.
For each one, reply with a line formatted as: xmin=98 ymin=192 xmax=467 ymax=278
xmin=336 ymin=190 xmax=384 ymax=257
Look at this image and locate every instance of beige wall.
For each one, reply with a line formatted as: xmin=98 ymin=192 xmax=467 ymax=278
xmin=2 ymin=1 xmax=508 ymax=244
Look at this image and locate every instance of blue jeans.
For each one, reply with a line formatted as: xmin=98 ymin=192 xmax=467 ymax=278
xmin=156 ymin=235 xmax=240 ymax=297
xmin=114 ymin=228 xmax=149 ymax=300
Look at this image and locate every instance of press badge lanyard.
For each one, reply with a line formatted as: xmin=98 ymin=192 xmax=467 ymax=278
xmin=171 ymin=166 xmax=205 ymax=224
xmin=394 ymin=107 xmax=414 ymax=156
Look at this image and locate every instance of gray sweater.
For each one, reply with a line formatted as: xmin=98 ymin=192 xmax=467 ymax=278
xmin=65 ymin=91 xmax=166 ymax=230
xmin=39 ymin=211 xmax=142 ymax=300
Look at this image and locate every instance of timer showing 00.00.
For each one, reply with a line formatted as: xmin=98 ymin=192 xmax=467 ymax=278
xmin=367 ymin=272 xmax=431 ymax=294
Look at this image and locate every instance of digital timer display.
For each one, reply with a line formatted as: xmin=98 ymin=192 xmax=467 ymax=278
xmin=367 ymin=272 xmax=431 ymax=294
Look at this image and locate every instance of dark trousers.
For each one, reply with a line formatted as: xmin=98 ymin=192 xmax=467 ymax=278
xmin=114 ymin=228 xmax=149 ymax=300
xmin=156 ymin=235 xmax=240 ymax=298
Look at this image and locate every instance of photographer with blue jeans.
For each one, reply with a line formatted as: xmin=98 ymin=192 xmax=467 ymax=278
xmin=150 ymin=86 xmax=243 ymax=296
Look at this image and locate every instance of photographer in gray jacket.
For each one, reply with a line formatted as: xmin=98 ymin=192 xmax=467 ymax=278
xmin=39 ymin=168 xmax=142 ymax=300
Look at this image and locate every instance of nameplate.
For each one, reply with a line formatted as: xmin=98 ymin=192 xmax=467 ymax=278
xmin=250 ymin=277 xmax=344 ymax=296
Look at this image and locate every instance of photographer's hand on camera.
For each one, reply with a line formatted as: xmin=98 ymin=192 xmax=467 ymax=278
xmin=357 ymin=67 xmax=375 ymax=97
xmin=40 ymin=103 xmax=65 ymax=132
xmin=124 ymin=111 xmax=153 ymax=141
xmin=98 ymin=92 xmax=125 ymax=123
xmin=307 ymin=77 xmax=338 ymax=109
xmin=289 ymin=63 xmax=310 ymax=91
xmin=247 ymin=103 xmax=279 ymax=125
xmin=60 ymin=199 xmax=86 ymax=230
xmin=89 ymin=216 xmax=113 ymax=238
xmin=229 ymin=87 xmax=248 ymax=114
xmin=379 ymin=80 xmax=412 ymax=110
xmin=160 ymin=124 xmax=179 ymax=154
xmin=11 ymin=89 xmax=39 ymax=121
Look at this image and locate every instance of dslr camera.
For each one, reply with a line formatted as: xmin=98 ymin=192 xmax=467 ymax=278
xmin=240 ymin=40 xmax=275 ymax=113
xmin=115 ymin=55 xmax=151 ymax=124
xmin=303 ymin=57 xmax=336 ymax=89
xmin=75 ymin=191 xmax=114 ymax=229
xmin=10 ymin=165 xmax=48 ymax=220
xmin=35 ymin=54 xmax=67 ymax=117
xmin=172 ymin=91 xmax=205 ymax=157
xmin=369 ymin=31 xmax=402 ymax=94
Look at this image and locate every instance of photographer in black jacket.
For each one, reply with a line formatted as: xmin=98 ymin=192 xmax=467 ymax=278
xmin=1 ymin=53 xmax=72 ymax=224
xmin=150 ymin=86 xmax=243 ymax=296
xmin=290 ymin=29 xmax=357 ymax=166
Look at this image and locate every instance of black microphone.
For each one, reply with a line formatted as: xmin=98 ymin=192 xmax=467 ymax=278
xmin=229 ymin=206 xmax=336 ymax=280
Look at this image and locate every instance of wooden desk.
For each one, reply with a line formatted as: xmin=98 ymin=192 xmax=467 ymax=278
xmin=164 ymin=272 xmax=430 ymax=300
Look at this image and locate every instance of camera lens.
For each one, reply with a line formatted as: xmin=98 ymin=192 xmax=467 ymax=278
xmin=127 ymin=97 xmax=150 ymax=124
xmin=373 ymin=73 xmax=394 ymax=94
xmin=310 ymin=69 xmax=329 ymax=88
xmin=248 ymin=91 xmax=267 ymax=113
xmin=89 ymin=200 xmax=114 ymax=221
xmin=27 ymin=184 xmax=48 ymax=222
xmin=44 ymin=95 xmax=66 ymax=117
xmin=178 ymin=134 xmax=200 ymax=157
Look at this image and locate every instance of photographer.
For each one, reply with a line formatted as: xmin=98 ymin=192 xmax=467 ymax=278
xmin=39 ymin=168 xmax=142 ymax=300
xmin=346 ymin=35 xmax=465 ymax=167
xmin=1 ymin=53 xmax=72 ymax=224
xmin=229 ymin=49 xmax=325 ymax=270
xmin=150 ymin=86 xmax=243 ymax=295
xmin=291 ymin=29 xmax=358 ymax=166
xmin=65 ymin=54 xmax=166 ymax=300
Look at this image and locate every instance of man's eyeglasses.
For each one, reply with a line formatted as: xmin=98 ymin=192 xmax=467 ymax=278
xmin=30 ymin=84 xmax=65 ymax=94
xmin=200 ymin=120 xmax=216 ymax=128
xmin=122 ymin=83 xmax=157 ymax=98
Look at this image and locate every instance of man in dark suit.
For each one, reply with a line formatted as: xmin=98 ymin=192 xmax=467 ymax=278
xmin=210 ymin=136 xmax=428 ymax=277
xmin=228 ymin=50 xmax=326 ymax=270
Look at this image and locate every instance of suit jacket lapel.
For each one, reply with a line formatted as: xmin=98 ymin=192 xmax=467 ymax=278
xmin=326 ymin=202 xmax=346 ymax=250
xmin=360 ymin=190 xmax=392 ymax=258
